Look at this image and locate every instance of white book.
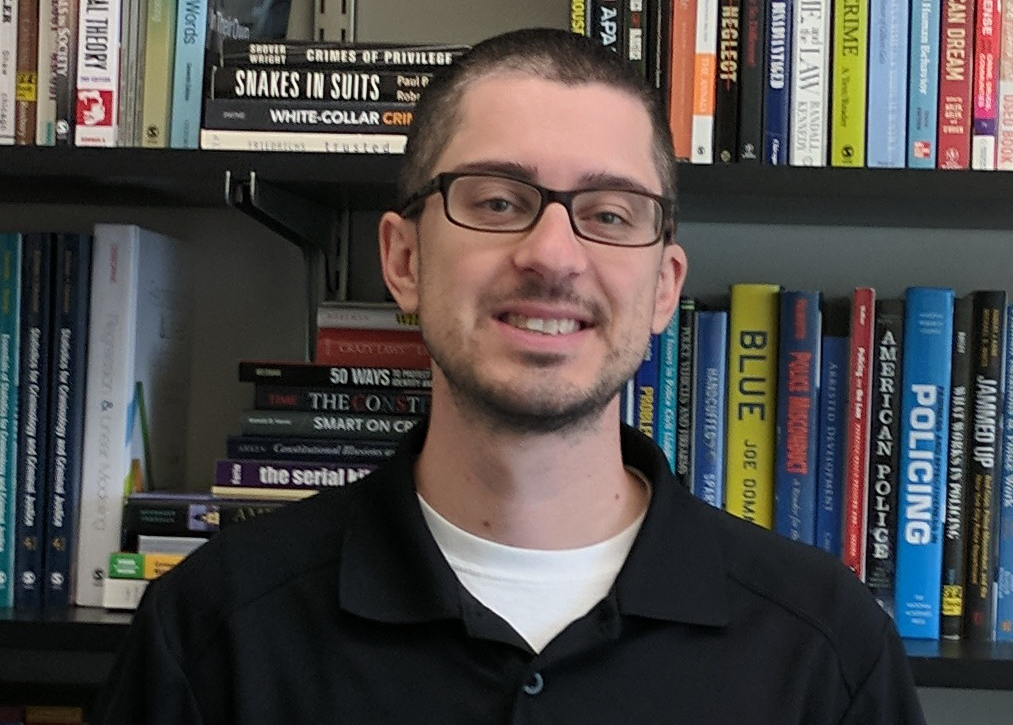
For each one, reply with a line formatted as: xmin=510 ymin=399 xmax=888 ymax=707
xmin=690 ymin=0 xmax=717 ymax=164
xmin=790 ymin=0 xmax=832 ymax=165
xmin=199 ymin=129 xmax=407 ymax=154
xmin=999 ymin=0 xmax=1013 ymax=170
xmin=317 ymin=302 xmax=419 ymax=332
xmin=102 ymin=576 xmax=148 ymax=610
xmin=0 ymin=0 xmax=18 ymax=145
xmin=35 ymin=0 xmax=58 ymax=145
xmin=74 ymin=225 xmax=194 ymax=607
xmin=74 ymin=0 xmax=121 ymax=146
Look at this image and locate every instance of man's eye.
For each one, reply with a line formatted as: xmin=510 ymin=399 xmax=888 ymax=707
xmin=481 ymin=197 xmax=516 ymax=212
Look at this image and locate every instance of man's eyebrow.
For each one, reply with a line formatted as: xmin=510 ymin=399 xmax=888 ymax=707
xmin=576 ymin=172 xmax=657 ymax=195
xmin=447 ymin=162 xmax=659 ymax=195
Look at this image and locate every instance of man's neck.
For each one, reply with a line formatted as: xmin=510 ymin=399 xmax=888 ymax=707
xmin=414 ymin=398 xmax=649 ymax=550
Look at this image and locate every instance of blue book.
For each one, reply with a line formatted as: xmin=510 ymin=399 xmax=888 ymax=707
xmin=774 ymin=291 xmax=822 ymax=544
xmin=634 ymin=335 xmax=661 ymax=440
xmin=866 ymin=0 xmax=910 ymax=166
xmin=0 ymin=234 xmax=21 ymax=608
xmin=13 ymin=233 xmax=53 ymax=610
xmin=656 ymin=306 xmax=680 ymax=471
xmin=995 ymin=304 xmax=1013 ymax=641
xmin=692 ymin=311 xmax=728 ymax=508
xmin=675 ymin=298 xmax=696 ymax=479
xmin=905 ymin=0 xmax=941 ymax=167
xmin=763 ymin=0 xmax=793 ymax=164
xmin=170 ymin=0 xmax=211 ymax=148
xmin=894 ymin=287 xmax=954 ymax=639
xmin=42 ymin=234 xmax=92 ymax=609
xmin=815 ymin=335 xmax=849 ymax=557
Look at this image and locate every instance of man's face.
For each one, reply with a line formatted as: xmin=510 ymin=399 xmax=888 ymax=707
xmin=381 ymin=73 xmax=685 ymax=434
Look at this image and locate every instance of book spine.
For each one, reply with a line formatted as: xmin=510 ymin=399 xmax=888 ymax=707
xmin=73 ymin=0 xmax=120 ymax=146
xmin=724 ymin=283 xmax=780 ymax=528
xmin=937 ymin=0 xmax=975 ymax=167
xmin=774 ymin=290 xmax=821 ymax=544
xmin=570 ymin=0 xmax=589 ymax=33
xmin=634 ymin=334 xmax=660 ymax=439
xmin=218 ymin=40 xmax=468 ymax=68
xmin=238 ymin=361 xmax=432 ymax=389
xmin=842 ymin=288 xmax=875 ymax=580
xmin=668 ymin=0 xmax=697 ymax=159
xmin=655 ymin=303 xmax=679 ymax=471
xmin=714 ymin=0 xmax=741 ymax=162
xmin=108 ymin=551 xmax=185 ymax=579
xmin=314 ymin=327 xmax=430 ymax=369
xmin=13 ymin=233 xmax=51 ymax=610
xmin=14 ymin=0 xmax=39 ymax=145
xmin=763 ymin=0 xmax=792 ymax=163
xmin=591 ymin=0 xmax=625 ymax=55
xmin=210 ymin=66 xmax=433 ymax=103
xmin=865 ymin=298 xmax=904 ymax=617
xmin=202 ymin=98 xmax=415 ymax=134
xmin=0 ymin=0 xmax=16 ymax=144
xmin=52 ymin=0 xmax=77 ymax=145
xmin=168 ymin=0 xmax=208 ymax=149
xmin=906 ymin=0 xmax=942 ymax=167
xmin=225 ymin=435 xmax=397 ymax=464
xmin=139 ymin=0 xmax=175 ymax=147
xmin=866 ymin=0 xmax=910 ymax=167
xmin=239 ymin=410 xmax=421 ymax=440
xmin=115 ymin=0 xmax=138 ymax=147
xmin=317 ymin=304 xmax=418 ymax=331
xmin=254 ymin=386 xmax=429 ymax=415
xmin=737 ymin=0 xmax=767 ymax=161
xmin=691 ymin=0 xmax=718 ymax=163
xmin=789 ymin=0 xmax=831 ymax=165
xmin=675 ymin=297 xmax=696 ymax=480
xmin=214 ymin=459 xmax=376 ymax=489
xmin=42 ymin=233 xmax=90 ymax=609
xmin=971 ymin=0 xmax=1001 ymax=168
xmin=0 ymin=235 xmax=20 ymax=607
xmin=994 ymin=304 xmax=1013 ymax=641
xmin=693 ymin=310 xmax=728 ymax=508
xmin=940 ymin=294 xmax=973 ymax=639
xmin=816 ymin=335 xmax=849 ymax=556
xmin=830 ymin=0 xmax=868 ymax=166
xmin=962 ymin=290 xmax=1007 ymax=640
xmin=894 ymin=287 xmax=954 ymax=640
xmin=998 ymin=0 xmax=1013 ymax=169
xmin=35 ymin=0 xmax=58 ymax=145
xmin=121 ymin=497 xmax=218 ymax=549
xmin=198 ymin=128 xmax=407 ymax=154
xmin=625 ymin=0 xmax=647 ymax=78
xmin=216 ymin=499 xmax=286 ymax=530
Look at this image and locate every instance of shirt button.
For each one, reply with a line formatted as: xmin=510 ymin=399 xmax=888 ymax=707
xmin=522 ymin=672 xmax=544 ymax=696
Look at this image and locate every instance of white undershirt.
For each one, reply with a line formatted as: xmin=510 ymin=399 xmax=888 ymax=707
xmin=418 ymin=472 xmax=649 ymax=653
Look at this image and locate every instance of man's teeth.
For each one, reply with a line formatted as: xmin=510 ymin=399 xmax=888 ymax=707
xmin=505 ymin=314 xmax=581 ymax=335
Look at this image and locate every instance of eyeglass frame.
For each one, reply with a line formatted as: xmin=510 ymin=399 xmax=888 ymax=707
xmin=398 ymin=172 xmax=677 ymax=248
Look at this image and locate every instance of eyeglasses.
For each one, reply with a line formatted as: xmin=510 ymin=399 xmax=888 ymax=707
xmin=399 ymin=172 xmax=674 ymax=248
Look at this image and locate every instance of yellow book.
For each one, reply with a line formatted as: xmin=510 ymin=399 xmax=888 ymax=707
xmin=140 ymin=0 xmax=177 ymax=148
xmin=724 ymin=283 xmax=780 ymax=528
xmin=830 ymin=0 xmax=869 ymax=166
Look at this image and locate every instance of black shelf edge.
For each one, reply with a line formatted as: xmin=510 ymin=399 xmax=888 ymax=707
xmin=0 ymin=607 xmax=131 ymax=652
xmin=905 ymin=638 xmax=1013 ymax=689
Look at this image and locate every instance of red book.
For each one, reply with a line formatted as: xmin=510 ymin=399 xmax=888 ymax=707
xmin=842 ymin=287 xmax=875 ymax=581
xmin=668 ymin=0 xmax=697 ymax=159
xmin=937 ymin=0 xmax=976 ymax=169
xmin=314 ymin=327 xmax=431 ymax=369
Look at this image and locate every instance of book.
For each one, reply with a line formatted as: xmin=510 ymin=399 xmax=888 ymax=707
xmin=865 ymin=298 xmax=904 ymax=617
xmin=210 ymin=485 xmax=317 ymax=501
xmin=73 ymin=0 xmax=120 ymax=146
xmin=590 ymin=0 xmax=624 ymax=55
xmin=0 ymin=234 xmax=21 ymax=607
xmin=971 ymin=0 xmax=1001 ymax=169
xmin=41 ymin=233 xmax=90 ymax=609
xmin=139 ymin=0 xmax=177 ymax=148
xmin=815 ymin=334 xmax=849 ymax=557
xmin=198 ymin=128 xmax=407 ymax=153
xmin=830 ymin=0 xmax=868 ymax=166
xmin=225 ymin=435 xmax=397 ymax=464
xmin=210 ymin=66 xmax=434 ymax=103
xmin=14 ymin=0 xmax=40 ymax=145
xmin=317 ymin=302 xmax=418 ymax=331
xmin=52 ymin=0 xmax=78 ymax=145
xmin=253 ymin=385 xmax=429 ymax=415
xmin=0 ymin=0 xmax=16 ymax=145
xmin=865 ymin=0 xmax=910 ymax=167
xmin=736 ymin=0 xmax=767 ymax=161
xmin=842 ymin=287 xmax=875 ymax=580
xmin=655 ymin=301 xmax=679 ymax=470
xmin=936 ymin=0 xmax=975 ymax=168
xmin=763 ymin=0 xmax=792 ymax=163
xmin=136 ymin=533 xmax=207 ymax=555
xmin=239 ymin=409 xmax=421 ymax=440
xmin=216 ymin=40 xmax=469 ymax=68
xmin=713 ymin=0 xmax=741 ymax=162
xmin=74 ymin=225 xmax=194 ymax=607
xmin=894 ymin=287 xmax=954 ymax=640
xmin=314 ymin=326 xmax=430 ymax=368
xmin=692 ymin=309 xmax=727 ymax=508
xmin=724 ymin=283 xmax=780 ymax=528
xmin=121 ymin=491 xmax=220 ymax=549
xmin=789 ymin=0 xmax=831 ymax=165
xmin=674 ymin=297 xmax=696 ymax=480
xmin=667 ymin=0 xmax=697 ymax=159
xmin=168 ymin=0 xmax=209 ymax=149
xmin=34 ymin=0 xmax=58 ymax=145
xmin=941 ymin=293 xmax=973 ymax=638
xmin=998 ymin=0 xmax=1013 ymax=169
xmin=774 ymin=290 xmax=822 ymax=544
xmin=108 ymin=550 xmax=186 ymax=579
xmin=214 ymin=459 xmax=376 ymax=489
xmin=994 ymin=304 xmax=1013 ymax=641
xmin=634 ymin=334 xmax=660 ymax=439
xmin=202 ymin=99 xmax=416 ymax=134
xmin=691 ymin=0 xmax=718 ymax=163
xmin=238 ymin=360 xmax=431 ymax=389
xmin=906 ymin=0 xmax=942 ymax=167
xmin=101 ymin=575 xmax=147 ymax=609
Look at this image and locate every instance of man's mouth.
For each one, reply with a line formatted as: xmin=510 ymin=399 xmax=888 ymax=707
xmin=500 ymin=313 xmax=587 ymax=336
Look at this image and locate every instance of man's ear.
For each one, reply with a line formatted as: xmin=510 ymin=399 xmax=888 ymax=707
xmin=651 ymin=241 xmax=688 ymax=334
xmin=378 ymin=211 xmax=420 ymax=314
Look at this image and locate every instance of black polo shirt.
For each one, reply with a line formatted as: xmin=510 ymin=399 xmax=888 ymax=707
xmin=92 ymin=423 xmax=926 ymax=724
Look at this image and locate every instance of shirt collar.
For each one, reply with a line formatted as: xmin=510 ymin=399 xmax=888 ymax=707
xmin=338 ymin=420 xmax=730 ymax=628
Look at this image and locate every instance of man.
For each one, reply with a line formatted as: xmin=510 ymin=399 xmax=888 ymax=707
xmin=92 ymin=28 xmax=926 ymax=724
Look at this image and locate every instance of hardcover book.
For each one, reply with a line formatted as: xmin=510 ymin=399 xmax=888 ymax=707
xmin=692 ymin=309 xmax=728 ymax=508
xmin=815 ymin=334 xmax=849 ymax=556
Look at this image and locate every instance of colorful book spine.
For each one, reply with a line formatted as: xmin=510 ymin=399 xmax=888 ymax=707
xmin=73 ymin=0 xmax=120 ymax=145
xmin=0 ymin=0 xmax=16 ymax=144
xmin=962 ymin=290 xmax=1007 ymax=640
xmin=865 ymin=298 xmax=904 ymax=617
xmin=139 ymin=0 xmax=176 ymax=147
xmin=737 ymin=0 xmax=767 ymax=161
xmin=634 ymin=334 xmax=661 ymax=440
xmin=789 ymin=0 xmax=831 ymax=165
xmin=42 ymin=234 xmax=91 ymax=609
xmin=668 ymin=0 xmax=698 ymax=159
xmin=714 ymin=0 xmax=741 ymax=162
xmin=0 ymin=235 xmax=20 ymax=607
xmin=936 ymin=0 xmax=975 ymax=168
xmin=314 ymin=327 xmax=430 ymax=369
xmin=691 ymin=0 xmax=718 ymax=163
xmin=998 ymin=0 xmax=1013 ymax=169
xmin=13 ymin=233 xmax=52 ymax=610
xmin=214 ymin=459 xmax=377 ymax=489
xmin=656 ymin=306 xmax=680 ymax=471
xmin=993 ymin=304 xmax=1013 ymax=641
xmin=842 ymin=288 xmax=876 ymax=580
xmin=940 ymin=293 xmax=973 ymax=639
xmin=692 ymin=310 xmax=728 ymax=508
xmin=218 ymin=40 xmax=469 ymax=68
xmin=237 ymin=361 xmax=432 ymax=389
xmin=168 ymin=0 xmax=209 ymax=149
xmin=253 ymin=386 xmax=429 ymax=415
xmin=724 ymin=283 xmax=780 ymax=528
xmin=774 ymin=291 xmax=821 ymax=543
xmin=763 ymin=0 xmax=792 ymax=163
xmin=830 ymin=0 xmax=868 ymax=166
xmin=14 ymin=0 xmax=40 ymax=145
xmin=906 ymin=0 xmax=942 ymax=167
xmin=894 ymin=287 xmax=954 ymax=640
xmin=239 ymin=410 xmax=421 ymax=440
xmin=971 ymin=0 xmax=1001 ymax=168
xmin=675 ymin=297 xmax=696 ymax=479
xmin=816 ymin=335 xmax=849 ymax=556
xmin=35 ymin=0 xmax=58 ymax=145
xmin=866 ymin=0 xmax=910 ymax=166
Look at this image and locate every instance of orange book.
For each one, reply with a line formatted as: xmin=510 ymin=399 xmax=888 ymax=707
xmin=315 ymin=327 xmax=431 ymax=369
xmin=668 ymin=0 xmax=698 ymax=159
